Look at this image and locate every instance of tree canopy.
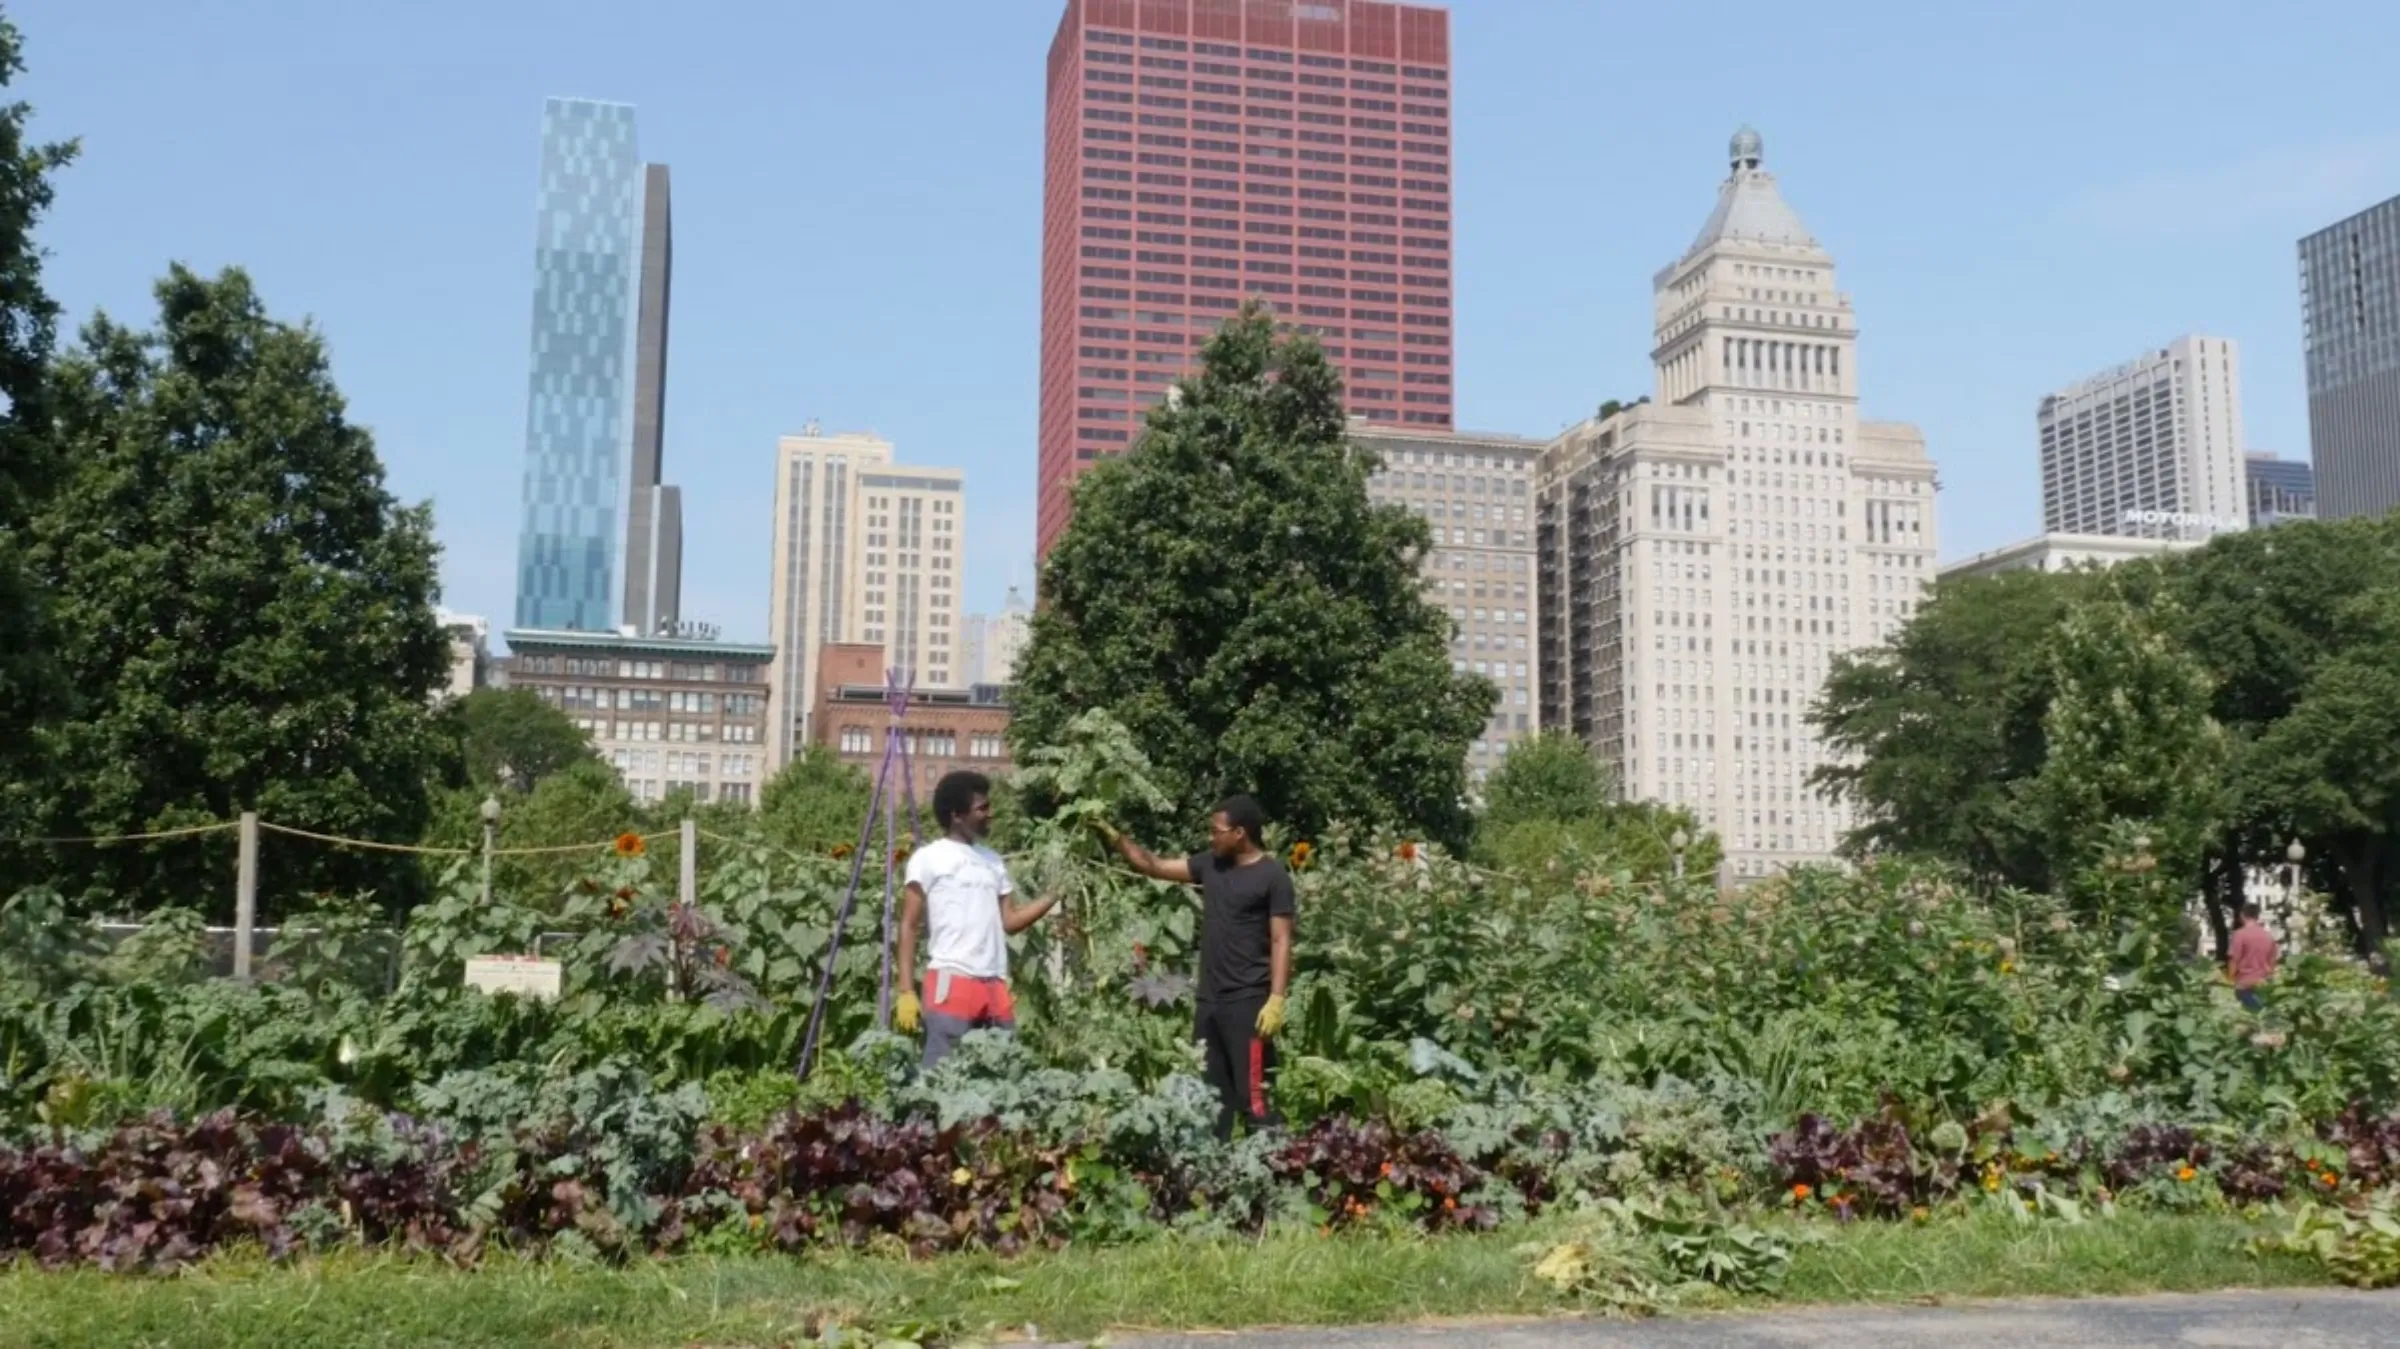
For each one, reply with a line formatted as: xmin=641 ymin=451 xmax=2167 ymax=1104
xmin=436 ymin=687 xmax=598 ymax=795
xmin=1474 ymin=731 xmax=1719 ymax=881
xmin=1814 ymin=514 xmax=2400 ymax=953
xmin=27 ymin=266 xmax=450 ymax=917
xmin=0 ymin=14 xmax=75 ymax=857
xmin=1010 ymin=305 xmax=1492 ymax=850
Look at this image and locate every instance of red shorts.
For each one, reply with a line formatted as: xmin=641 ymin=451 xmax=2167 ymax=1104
xmin=924 ymin=970 xmax=1014 ymax=1024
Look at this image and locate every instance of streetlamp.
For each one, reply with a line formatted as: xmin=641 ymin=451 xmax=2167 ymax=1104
xmin=1670 ymin=828 xmax=1690 ymax=882
xmin=480 ymin=796 xmax=501 ymax=906
xmin=2284 ymin=837 xmax=2306 ymax=939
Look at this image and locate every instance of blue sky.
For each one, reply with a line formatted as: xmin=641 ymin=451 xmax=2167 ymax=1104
xmin=20 ymin=0 xmax=2400 ymax=642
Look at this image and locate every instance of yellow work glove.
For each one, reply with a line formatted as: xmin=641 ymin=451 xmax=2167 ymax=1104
xmin=1254 ymin=994 xmax=1287 ymax=1039
xmin=894 ymin=990 xmax=922 ymax=1034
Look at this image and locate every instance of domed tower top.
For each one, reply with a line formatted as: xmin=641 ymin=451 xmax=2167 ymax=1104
xmin=1730 ymin=126 xmax=1764 ymax=173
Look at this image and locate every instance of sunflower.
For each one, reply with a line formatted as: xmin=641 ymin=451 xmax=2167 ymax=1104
xmin=892 ymin=845 xmax=912 ymax=866
xmin=830 ymin=842 xmax=854 ymax=860
xmin=1289 ymin=840 xmax=1314 ymax=869
xmin=1397 ymin=841 xmax=1419 ymax=862
xmin=613 ymin=832 xmax=646 ymax=858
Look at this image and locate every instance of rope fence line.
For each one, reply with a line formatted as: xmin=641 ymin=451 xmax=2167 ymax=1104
xmin=9 ymin=820 xmax=683 ymax=858
xmin=3 ymin=821 xmax=243 ymax=847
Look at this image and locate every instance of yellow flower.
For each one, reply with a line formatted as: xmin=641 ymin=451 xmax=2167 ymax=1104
xmin=1999 ymin=960 xmax=2016 ymax=975
xmin=1290 ymin=840 xmax=1314 ymax=869
xmin=2175 ymin=1165 xmax=2197 ymax=1183
xmin=951 ymin=1166 xmax=973 ymax=1188
xmin=613 ymin=831 xmax=646 ymax=857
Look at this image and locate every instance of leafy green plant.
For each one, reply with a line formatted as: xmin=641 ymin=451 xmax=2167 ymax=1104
xmin=2256 ymin=1187 xmax=2400 ymax=1287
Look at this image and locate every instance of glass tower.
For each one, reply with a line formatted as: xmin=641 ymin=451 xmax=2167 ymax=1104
xmin=2300 ymin=192 xmax=2400 ymax=521
xmin=517 ymin=98 xmax=644 ymax=632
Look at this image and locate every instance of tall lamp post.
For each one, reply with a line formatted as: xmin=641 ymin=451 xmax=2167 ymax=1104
xmin=2284 ymin=837 xmax=2306 ymax=940
xmin=480 ymin=796 xmax=501 ymax=906
xmin=1670 ymin=828 xmax=1690 ymax=882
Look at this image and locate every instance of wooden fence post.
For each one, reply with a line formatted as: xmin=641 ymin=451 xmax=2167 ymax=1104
xmin=233 ymin=811 xmax=259 ymax=983
xmin=679 ymin=817 xmax=697 ymax=910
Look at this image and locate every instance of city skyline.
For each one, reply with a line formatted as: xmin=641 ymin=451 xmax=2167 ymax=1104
xmin=21 ymin=0 xmax=2396 ymax=643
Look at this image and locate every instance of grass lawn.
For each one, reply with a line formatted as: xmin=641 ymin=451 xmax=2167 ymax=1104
xmin=0 ymin=1211 xmax=2330 ymax=1348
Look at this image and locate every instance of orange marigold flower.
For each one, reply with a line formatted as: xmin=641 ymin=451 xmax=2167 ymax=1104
xmin=892 ymin=845 xmax=912 ymax=865
xmin=613 ymin=832 xmax=646 ymax=858
xmin=2319 ymin=1171 xmax=2339 ymax=1188
xmin=1790 ymin=1183 xmax=1812 ymax=1201
xmin=2175 ymin=1165 xmax=2197 ymax=1182
xmin=1397 ymin=841 xmax=1418 ymax=862
xmin=1441 ymin=1196 xmax=1457 ymax=1212
xmin=830 ymin=842 xmax=854 ymax=860
xmin=1379 ymin=1161 xmax=1394 ymax=1178
xmin=1289 ymin=841 xmax=1314 ymax=869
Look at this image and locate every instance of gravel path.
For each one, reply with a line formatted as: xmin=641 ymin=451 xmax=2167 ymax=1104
xmin=1089 ymin=1287 xmax=2400 ymax=1347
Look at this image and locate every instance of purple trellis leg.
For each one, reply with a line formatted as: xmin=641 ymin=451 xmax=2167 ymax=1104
xmin=796 ymin=666 xmax=912 ymax=1081
xmin=876 ymin=666 xmax=920 ymax=1029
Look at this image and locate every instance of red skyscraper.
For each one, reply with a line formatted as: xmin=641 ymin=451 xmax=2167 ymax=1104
xmin=1037 ymin=0 xmax=1455 ymax=558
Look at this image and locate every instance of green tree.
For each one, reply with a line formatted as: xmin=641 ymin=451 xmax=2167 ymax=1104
xmin=1011 ymin=305 xmax=1492 ymax=849
xmin=421 ymin=758 xmax=640 ymax=910
xmin=0 ymin=14 xmax=76 ymax=859
xmin=754 ymin=744 xmax=875 ymax=854
xmin=2027 ymin=588 xmax=2227 ymax=891
xmin=2242 ymin=588 xmax=2400 ymax=950
xmin=28 ymin=267 xmax=449 ymax=917
xmin=1478 ymin=731 xmax=1607 ymax=835
xmin=435 ymin=687 xmax=597 ymax=793
xmin=1474 ymin=732 xmax=1716 ymax=880
xmin=1813 ymin=567 xmax=2093 ymax=889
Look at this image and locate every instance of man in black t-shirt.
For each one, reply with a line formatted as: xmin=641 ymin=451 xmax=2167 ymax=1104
xmin=1103 ymin=795 xmax=1296 ymax=1139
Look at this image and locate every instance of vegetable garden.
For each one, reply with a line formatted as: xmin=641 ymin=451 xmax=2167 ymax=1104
xmin=6 ymin=729 xmax=2400 ymax=1300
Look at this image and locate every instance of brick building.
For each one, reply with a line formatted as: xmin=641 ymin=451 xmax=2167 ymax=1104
xmin=504 ymin=627 xmax=774 ymax=805
xmin=808 ymin=643 xmax=1013 ymax=806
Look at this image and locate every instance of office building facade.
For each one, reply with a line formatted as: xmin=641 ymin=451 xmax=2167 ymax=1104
xmin=2037 ymin=336 xmax=2246 ymax=542
xmin=2301 ymin=193 xmax=2400 ymax=520
xmin=2245 ymin=451 xmax=2316 ymax=526
xmin=961 ymin=585 xmax=1034 ymax=687
xmin=810 ymin=643 xmax=1016 ymax=808
xmin=1536 ymin=129 xmax=1938 ymax=880
xmin=504 ymin=628 xmax=774 ymax=805
xmin=1037 ymin=0 xmax=1456 ymax=558
xmin=515 ymin=99 xmax=683 ymax=633
xmin=766 ymin=427 xmax=966 ymax=769
xmin=1355 ymin=424 xmax=1541 ymax=782
xmin=1939 ymin=532 xmax=2198 ymax=582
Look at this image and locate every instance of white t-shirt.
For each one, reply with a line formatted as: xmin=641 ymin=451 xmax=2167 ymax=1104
xmin=906 ymin=837 xmax=1013 ymax=980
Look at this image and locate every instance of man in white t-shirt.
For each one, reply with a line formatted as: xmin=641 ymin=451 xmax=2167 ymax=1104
xmin=893 ymin=770 xmax=1058 ymax=1067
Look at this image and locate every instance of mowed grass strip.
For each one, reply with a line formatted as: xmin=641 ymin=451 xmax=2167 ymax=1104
xmin=0 ymin=1212 xmax=2331 ymax=1349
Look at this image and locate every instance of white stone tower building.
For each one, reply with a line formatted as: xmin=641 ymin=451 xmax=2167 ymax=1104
xmin=1536 ymin=129 xmax=1939 ymax=880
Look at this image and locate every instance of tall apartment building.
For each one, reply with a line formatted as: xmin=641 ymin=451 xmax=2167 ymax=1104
xmin=1354 ymin=424 xmax=1541 ymax=782
xmin=2245 ymin=451 xmax=2317 ymax=526
xmin=1037 ymin=0 xmax=1457 ymax=558
xmin=515 ymin=99 xmax=683 ymax=634
xmin=2300 ymin=193 xmax=2400 ymax=519
xmin=766 ymin=427 xmax=966 ymax=769
xmin=1536 ymin=129 xmax=1938 ymax=881
xmin=2036 ymin=336 xmax=2245 ymax=542
xmin=504 ymin=628 xmax=773 ymax=805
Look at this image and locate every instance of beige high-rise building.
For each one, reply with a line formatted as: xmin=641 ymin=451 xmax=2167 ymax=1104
xmin=1536 ymin=129 xmax=1938 ymax=881
xmin=766 ymin=426 xmax=966 ymax=769
xmin=2038 ymin=336 xmax=2246 ymax=542
xmin=1355 ymin=425 xmax=1544 ymax=784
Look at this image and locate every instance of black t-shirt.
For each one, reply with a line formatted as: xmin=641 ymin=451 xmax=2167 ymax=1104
xmin=1186 ymin=850 xmax=1297 ymax=1004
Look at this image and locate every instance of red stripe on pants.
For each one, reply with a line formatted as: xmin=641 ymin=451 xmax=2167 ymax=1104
xmin=1248 ymin=1039 xmax=1267 ymax=1119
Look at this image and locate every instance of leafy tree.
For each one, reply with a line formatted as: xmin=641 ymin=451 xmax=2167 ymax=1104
xmin=421 ymin=757 xmax=639 ymax=911
xmin=1474 ymin=732 xmax=1717 ymax=881
xmin=436 ymin=687 xmax=596 ymax=793
xmin=2243 ymin=588 xmax=2400 ymax=951
xmin=1011 ymin=305 xmax=1493 ymax=850
xmin=1478 ymin=731 xmax=1608 ymax=835
xmin=28 ymin=267 xmax=449 ymax=918
xmin=1813 ymin=568 xmax=2093 ymax=889
xmin=755 ymin=744 xmax=876 ymax=855
xmin=0 ymin=15 xmax=76 ymax=858
xmin=2027 ymin=587 xmax=2227 ymax=893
